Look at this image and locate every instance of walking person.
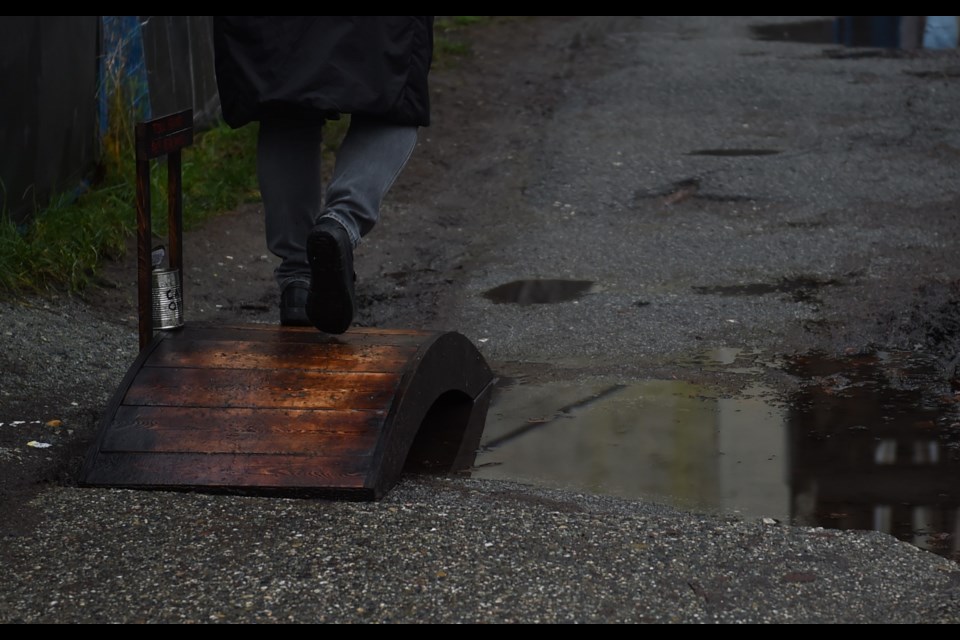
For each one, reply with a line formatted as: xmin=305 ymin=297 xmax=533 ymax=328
xmin=212 ymin=16 xmax=434 ymax=333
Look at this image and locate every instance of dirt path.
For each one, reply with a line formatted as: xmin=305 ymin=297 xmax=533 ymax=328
xmin=88 ymin=17 xmax=578 ymax=332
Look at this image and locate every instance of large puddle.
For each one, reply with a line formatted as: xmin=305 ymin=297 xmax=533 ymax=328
xmin=473 ymin=349 xmax=960 ymax=561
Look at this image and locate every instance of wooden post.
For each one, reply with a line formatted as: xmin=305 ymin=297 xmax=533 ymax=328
xmin=134 ymin=109 xmax=193 ymax=351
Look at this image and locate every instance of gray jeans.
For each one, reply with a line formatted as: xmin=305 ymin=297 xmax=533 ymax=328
xmin=256 ymin=117 xmax=419 ymax=288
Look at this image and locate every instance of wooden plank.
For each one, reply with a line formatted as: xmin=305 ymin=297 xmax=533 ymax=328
xmin=370 ymin=331 xmax=494 ymax=495
xmin=101 ymin=406 xmax=384 ymax=456
xmin=177 ymin=324 xmax=431 ymax=347
xmin=122 ymin=368 xmax=400 ymax=410
xmin=81 ymin=327 xmax=494 ymax=500
xmin=136 ymin=155 xmax=153 ymax=350
xmin=405 ymin=381 xmax=493 ymax=473
xmin=82 ymin=452 xmax=369 ymax=490
xmin=135 ymin=109 xmax=194 ymax=160
xmin=213 ymin=324 xmax=433 ymax=337
xmin=146 ymin=338 xmax=417 ymax=373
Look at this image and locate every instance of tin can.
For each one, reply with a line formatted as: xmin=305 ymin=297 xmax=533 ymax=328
xmin=152 ymin=268 xmax=184 ymax=330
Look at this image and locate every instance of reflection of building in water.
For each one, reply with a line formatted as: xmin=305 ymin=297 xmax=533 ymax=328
xmin=474 ymin=352 xmax=960 ymax=561
xmin=475 ymin=378 xmax=791 ymax=518
xmin=476 ymin=381 xmax=723 ymax=510
xmin=786 ymin=351 xmax=960 ymax=561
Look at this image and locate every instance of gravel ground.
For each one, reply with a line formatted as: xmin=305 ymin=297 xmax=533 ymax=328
xmin=2 ymin=16 xmax=960 ymax=623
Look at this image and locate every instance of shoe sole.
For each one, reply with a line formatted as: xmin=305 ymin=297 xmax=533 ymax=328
xmin=306 ymin=226 xmax=354 ymax=334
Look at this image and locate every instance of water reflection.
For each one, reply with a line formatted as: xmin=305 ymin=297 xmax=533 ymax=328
xmin=473 ymin=350 xmax=960 ymax=561
xmin=784 ymin=351 xmax=960 ymax=560
xmin=475 ymin=378 xmax=789 ymax=519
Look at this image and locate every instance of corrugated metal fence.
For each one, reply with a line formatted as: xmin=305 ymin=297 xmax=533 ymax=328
xmin=0 ymin=16 xmax=220 ymax=225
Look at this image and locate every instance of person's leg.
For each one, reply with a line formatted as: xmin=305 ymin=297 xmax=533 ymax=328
xmin=306 ymin=118 xmax=418 ymax=334
xmin=256 ymin=118 xmax=324 ymax=325
xmin=257 ymin=118 xmax=324 ymax=287
xmin=320 ymin=117 xmax=419 ymax=247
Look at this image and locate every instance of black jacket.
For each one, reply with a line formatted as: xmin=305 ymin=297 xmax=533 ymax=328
xmin=213 ymin=16 xmax=433 ymax=128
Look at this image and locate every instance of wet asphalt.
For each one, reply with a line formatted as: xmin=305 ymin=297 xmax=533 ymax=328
xmin=3 ymin=16 xmax=960 ymax=623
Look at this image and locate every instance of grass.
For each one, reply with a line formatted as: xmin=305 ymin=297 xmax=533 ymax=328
xmin=433 ymin=16 xmax=532 ymax=65
xmin=435 ymin=17 xmax=474 ymax=59
xmin=0 ymin=17 xmax=486 ymax=297
xmin=0 ymin=121 xmax=264 ymax=296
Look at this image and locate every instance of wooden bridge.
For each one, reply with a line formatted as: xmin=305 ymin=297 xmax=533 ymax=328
xmin=79 ymin=110 xmax=494 ymax=500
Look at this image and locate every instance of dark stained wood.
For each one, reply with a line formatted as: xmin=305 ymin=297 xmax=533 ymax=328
xmin=102 ymin=406 xmax=383 ymax=455
xmin=135 ymin=110 xmax=193 ymax=351
xmin=82 ymin=323 xmax=494 ymax=500
xmin=406 ymin=383 xmax=494 ymax=473
xmin=135 ymin=109 xmax=193 ymax=160
xmin=122 ymin=367 xmax=400 ymax=410
xmin=136 ymin=148 xmax=153 ymax=351
xmin=181 ymin=324 xmax=432 ymax=347
xmin=370 ymin=331 xmax=494 ymax=498
xmin=83 ymin=452 xmax=369 ymax=492
xmin=167 ymin=148 xmax=183 ymax=310
xmin=88 ymin=114 xmax=494 ymax=499
xmin=147 ymin=338 xmax=417 ymax=373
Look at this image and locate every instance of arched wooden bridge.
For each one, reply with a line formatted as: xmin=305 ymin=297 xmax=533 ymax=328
xmin=80 ymin=324 xmax=494 ymax=500
xmin=81 ymin=110 xmax=493 ymax=500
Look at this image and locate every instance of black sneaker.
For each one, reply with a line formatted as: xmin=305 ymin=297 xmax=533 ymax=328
xmin=306 ymin=217 xmax=355 ymax=334
xmin=279 ymin=281 xmax=311 ymax=326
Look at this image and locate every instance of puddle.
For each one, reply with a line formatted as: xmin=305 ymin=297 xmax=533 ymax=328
xmin=677 ymin=346 xmax=766 ymax=374
xmin=473 ymin=350 xmax=960 ymax=561
xmin=687 ymin=149 xmax=781 ymax=157
xmin=483 ymin=279 xmax=594 ymax=304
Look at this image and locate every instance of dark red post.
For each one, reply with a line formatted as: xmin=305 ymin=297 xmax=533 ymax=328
xmin=133 ymin=109 xmax=193 ymax=350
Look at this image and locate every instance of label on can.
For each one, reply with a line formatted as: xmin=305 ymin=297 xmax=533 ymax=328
xmin=152 ymin=268 xmax=184 ymax=330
